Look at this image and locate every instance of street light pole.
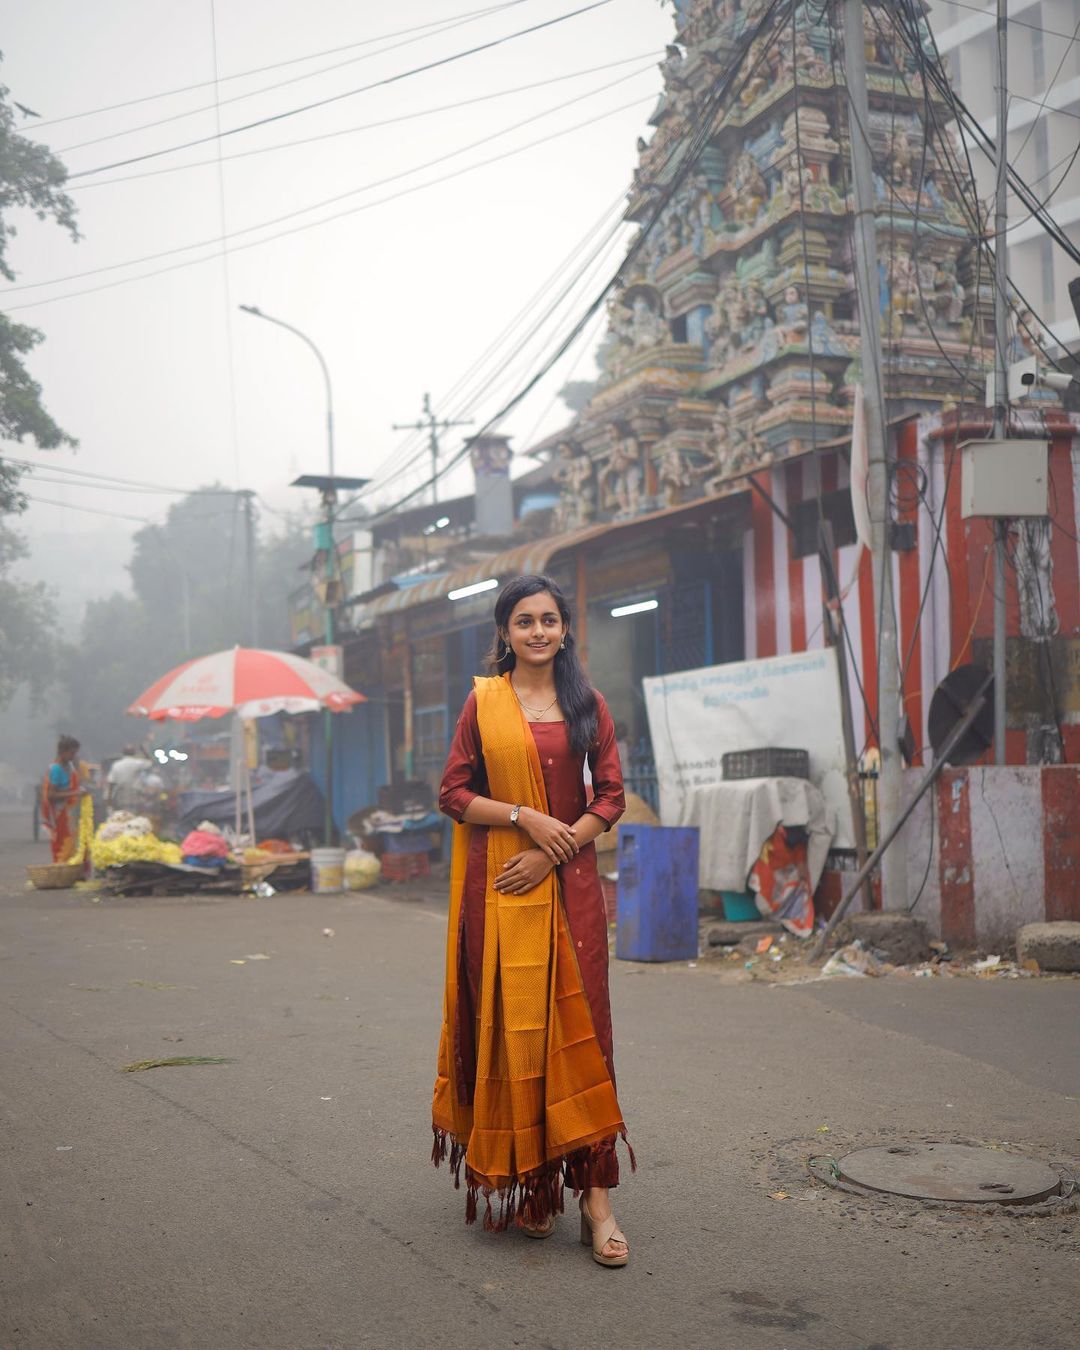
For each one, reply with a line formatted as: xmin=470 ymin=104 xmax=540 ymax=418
xmin=239 ymin=303 xmax=338 ymax=845
xmin=240 ymin=305 xmax=335 ymax=480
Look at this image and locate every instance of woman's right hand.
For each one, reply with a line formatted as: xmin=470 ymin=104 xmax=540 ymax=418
xmin=519 ymin=806 xmax=579 ymax=864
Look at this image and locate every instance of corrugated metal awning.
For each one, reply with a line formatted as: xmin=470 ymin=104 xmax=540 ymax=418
xmin=353 ymin=489 xmax=752 ymax=624
xmin=354 ymin=522 xmax=611 ymax=621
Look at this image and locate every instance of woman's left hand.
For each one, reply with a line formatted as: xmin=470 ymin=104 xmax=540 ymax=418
xmin=493 ymin=848 xmax=555 ymax=894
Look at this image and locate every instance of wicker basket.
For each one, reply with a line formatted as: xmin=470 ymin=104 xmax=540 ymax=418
xmin=722 ymin=747 xmax=810 ymax=781
xmin=27 ymin=862 xmax=83 ymax=890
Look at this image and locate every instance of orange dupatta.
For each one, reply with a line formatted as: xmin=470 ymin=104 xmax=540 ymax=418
xmin=431 ymin=673 xmax=628 ymax=1228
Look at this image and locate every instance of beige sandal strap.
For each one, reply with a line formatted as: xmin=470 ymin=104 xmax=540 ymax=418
xmin=593 ymin=1212 xmax=627 ymax=1254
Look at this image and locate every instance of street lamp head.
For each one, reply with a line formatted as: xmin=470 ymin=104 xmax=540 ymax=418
xmin=239 ymin=303 xmax=263 ymax=316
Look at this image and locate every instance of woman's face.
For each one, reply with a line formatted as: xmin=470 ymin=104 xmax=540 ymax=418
xmin=503 ymin=591 xmax=567 ymax=670
xmin=62 ymin=745 xmax=79 ymax=765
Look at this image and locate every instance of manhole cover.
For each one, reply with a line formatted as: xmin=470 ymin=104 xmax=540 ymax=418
xmin=837 ymin=1143 xmax=1061 ymax=1205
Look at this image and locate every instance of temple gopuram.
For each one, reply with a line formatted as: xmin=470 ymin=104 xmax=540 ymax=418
xmin=545 ymin=0 xmax=992 ymax=531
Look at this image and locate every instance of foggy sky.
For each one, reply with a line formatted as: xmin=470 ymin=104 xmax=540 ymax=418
xmin=2 ymin=0 xmax=670 ymax=599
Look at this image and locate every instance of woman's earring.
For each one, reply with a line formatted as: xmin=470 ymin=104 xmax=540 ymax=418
xmin=497 ymin=640 xmax=510 ymax=661
xmin=560 ymin=639 xmax=566 ymax=650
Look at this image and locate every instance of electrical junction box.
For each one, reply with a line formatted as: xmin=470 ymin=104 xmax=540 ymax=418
xmin=960 ymin=438 xmax=1048 ymax=519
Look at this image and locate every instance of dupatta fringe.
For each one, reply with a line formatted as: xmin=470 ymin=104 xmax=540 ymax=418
xmin=432 ymin=1125 xmax=635 ymax=1231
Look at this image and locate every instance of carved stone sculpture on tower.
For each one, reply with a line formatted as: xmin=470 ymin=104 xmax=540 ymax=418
xmin=730 ymin=151 xmax=767 ymax=226
xmin=601 ymin=427 xmax=644 ymax=518
xmin=630 ymin=293 xmax=670 ymax=350
xmin=552 ymin=440 xmax=595 ymax=532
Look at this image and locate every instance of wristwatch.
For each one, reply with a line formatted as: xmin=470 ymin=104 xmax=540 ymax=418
xmin=509 ymin=804 xmax=523 ymax=826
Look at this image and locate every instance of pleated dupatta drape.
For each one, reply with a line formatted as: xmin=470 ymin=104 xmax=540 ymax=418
xmin=431 ymin=673 xmax=629 ymax=1229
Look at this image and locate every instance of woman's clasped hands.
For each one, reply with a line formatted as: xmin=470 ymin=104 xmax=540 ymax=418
xmin=518 ymin=805 xmax=579 ymax=864
xmin=493 ymin=806 xmax=580 ymax=895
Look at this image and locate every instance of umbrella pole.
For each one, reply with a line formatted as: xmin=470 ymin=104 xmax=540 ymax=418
xmin=232 ymin=713 xmax=243 ymax=842
xmin=245 ymin=750 xmax=257 ymax=846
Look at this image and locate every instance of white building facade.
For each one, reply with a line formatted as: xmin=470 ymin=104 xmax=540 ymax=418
xmin=928 ymin=0 xmax=1080 ymax=351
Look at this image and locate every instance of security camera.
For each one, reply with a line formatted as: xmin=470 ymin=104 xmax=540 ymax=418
xmin=1008 ymin=355 xmax=1077 ymax=402
xmin=1019 ymin=364 xmax=1075 ymax=393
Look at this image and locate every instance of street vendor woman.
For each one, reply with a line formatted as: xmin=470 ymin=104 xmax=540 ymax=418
xmin=431 ymin=574 xmax=633 ymax=1267
xmin=42 ymin=735 xmax=86 ymax=863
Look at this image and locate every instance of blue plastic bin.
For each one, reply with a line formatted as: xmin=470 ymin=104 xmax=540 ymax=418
xmin=615 ymin=824 xmax=700 ymax=962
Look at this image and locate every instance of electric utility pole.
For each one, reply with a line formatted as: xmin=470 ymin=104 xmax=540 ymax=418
xmin=239 ymin=489 xmax=258 ymax=648
xmin=992 ymin=0 xmax=1009 ymax=764
xmin=392 ymin=393 xmax=472 ymax=505
xmin=842 ymin=0 xmax=908 ymax=908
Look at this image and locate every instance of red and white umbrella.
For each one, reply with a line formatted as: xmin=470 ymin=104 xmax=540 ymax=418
xmin=127 ymin=647 xmax=366 ymax=721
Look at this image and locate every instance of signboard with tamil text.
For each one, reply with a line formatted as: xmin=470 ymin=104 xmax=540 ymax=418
xmin=643 ymin=647 xmax=855 ymax=848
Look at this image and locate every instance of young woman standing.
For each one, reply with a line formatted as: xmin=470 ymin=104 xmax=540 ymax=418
xmin=432 ymin=574 xmax=632 ymax=1266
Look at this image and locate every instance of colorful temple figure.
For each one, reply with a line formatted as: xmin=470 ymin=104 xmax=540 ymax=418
xmin=432 ymin=575 xmax=632 ymax=1265
xmin=541 ymin=0 xmax=988 ymax=528
xmin=41 ymin=735 xmax=85 ymax=863
xmin=552 ymin=440 xmax=596 ymax=531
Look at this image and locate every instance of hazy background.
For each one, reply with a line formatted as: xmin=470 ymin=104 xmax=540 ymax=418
xmin=3 ymin=0 xmax=671 ymax=614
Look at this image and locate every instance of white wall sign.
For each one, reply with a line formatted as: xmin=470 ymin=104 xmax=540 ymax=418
xmin=643 ymin=647 xmax=855 ymax=848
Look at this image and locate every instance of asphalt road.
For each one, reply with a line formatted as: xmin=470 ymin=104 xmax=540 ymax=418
xmin=2 ymin=810 xmax=1078 ymax=1350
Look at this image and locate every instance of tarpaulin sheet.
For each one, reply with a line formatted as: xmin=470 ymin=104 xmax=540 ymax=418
xmin=178 ymin=769 xmax=325 ymax=838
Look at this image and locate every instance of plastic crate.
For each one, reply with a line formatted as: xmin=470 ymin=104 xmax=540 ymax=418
xmin=380 ymin=851 xmax=431 ymax=883
xmin=721 ymin=747 xmax=809 ymax=781
xmin=380 ymin=830 xmax=436 ymax=855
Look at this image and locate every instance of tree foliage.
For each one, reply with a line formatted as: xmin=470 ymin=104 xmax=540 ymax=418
xmin=0 ymin=58 xmax=79 ymax=450
xmin=0 ymin=523 xmax=55 ymax=709
xmin=61 ymin=494 xmax=315 ymax=756
xmin=0 ymin=58 xmax=79 ymax=710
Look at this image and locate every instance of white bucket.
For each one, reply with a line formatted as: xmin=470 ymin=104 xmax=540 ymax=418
xmin=310 ymin=847 xmax=346 ymax=894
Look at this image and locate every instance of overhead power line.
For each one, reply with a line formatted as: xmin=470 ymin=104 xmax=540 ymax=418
xmin=33 ymin=2 xmax=526 ymax=131
xmin=56 ymin=2 xmax=532 ymax=155
xmin=356 ymin=188 xmax=629 ymax=493
xmin=65 ymin=52 xmax=661 ymax=193
xmin=360 ymin=0 xmax=796 ymax=520
xmin=942 ymin=0 xmax=1080 ymax=44
xmin=3 ymin=88 xmax=655 ymax=313
xmin=20 ymin=492 xmax=153 ymax=523
xmin=65 ymin=0 xmax=614 ymax=180
xmin=0 ymin=454 xmax=246 ymax=495
xmin=1012 ymin=12 xmax=1080 ymax=163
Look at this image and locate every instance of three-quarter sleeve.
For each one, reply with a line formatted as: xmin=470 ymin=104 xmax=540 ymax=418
xmin=585 ymin=692 xmax=625 ymax=831
xmin=439 ymin=691 xmax=487 ymax=823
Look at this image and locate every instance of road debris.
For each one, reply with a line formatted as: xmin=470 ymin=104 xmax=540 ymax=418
xmin=121 ymin=1056 xmax=232 ymax=1072
xmin=821 ymin=941 xmax=889 ymax=978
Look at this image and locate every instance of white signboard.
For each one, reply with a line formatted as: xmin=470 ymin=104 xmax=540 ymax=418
xmin=642 ymin=648 xmax=855 ymax=848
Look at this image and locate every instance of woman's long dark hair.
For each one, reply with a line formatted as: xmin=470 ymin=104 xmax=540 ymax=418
xmin=487 ymin=574 xmax=598 ymax=753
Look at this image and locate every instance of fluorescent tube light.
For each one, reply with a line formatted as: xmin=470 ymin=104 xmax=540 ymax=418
xmin=610 ymin=599 xmax=659 ymax=618
xmin=448 ymin=577 xmax=499 ymax=601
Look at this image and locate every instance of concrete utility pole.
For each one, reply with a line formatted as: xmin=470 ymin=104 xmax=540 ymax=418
xmin=239 ymin=489 xmax=258 ymax=648
xmin=239 ymin=303 xmax=369 ymax=847
xmin=842 ymin=0 xmax=907 ymax=908
xmin=393 ymin=393 xmax=472 ymax=505
xmin=992 ymin=0 xmax=1009 ymax=764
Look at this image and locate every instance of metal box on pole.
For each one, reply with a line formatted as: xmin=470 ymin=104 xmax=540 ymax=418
xmin=960 ymin=439 xmax=1048 ymax=519
xmin=615 ymin=824 xmax=700 ymax=963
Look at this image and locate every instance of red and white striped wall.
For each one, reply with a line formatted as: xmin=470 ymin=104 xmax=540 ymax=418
xmin=903 ymin=765 xmax=1080 ymax=949
xmin=742 ymin=411 xmax=1080 ymax=766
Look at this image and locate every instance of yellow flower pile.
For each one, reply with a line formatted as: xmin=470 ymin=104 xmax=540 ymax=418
xmin=89 ymin=809 xmax=183 ymax=870
xmin=91 ymin=835 xmax=183 ymax=869
xmin=68 ymin=794 xmax=95 ymax=865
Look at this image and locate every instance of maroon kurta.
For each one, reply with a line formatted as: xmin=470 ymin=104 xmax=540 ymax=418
xmin=439 ymin=688 xmax=626 ymax=1184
